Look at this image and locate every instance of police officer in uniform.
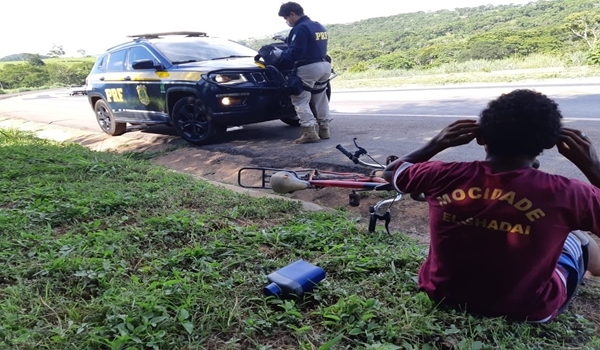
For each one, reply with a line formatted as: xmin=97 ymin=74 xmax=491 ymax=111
xmin=274 ymin=2 xmax=332 ymax=144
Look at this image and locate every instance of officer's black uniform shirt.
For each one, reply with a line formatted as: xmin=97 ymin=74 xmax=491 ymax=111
xmin=281 ymin=16 xmax=328 ymax=66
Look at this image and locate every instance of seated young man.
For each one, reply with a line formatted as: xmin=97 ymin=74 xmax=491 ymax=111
xmin=383 ymin=89 xmax=600 ymax=322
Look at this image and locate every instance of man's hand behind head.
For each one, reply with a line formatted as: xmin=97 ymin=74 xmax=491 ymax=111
xmin=384 ymin=119 xmax=480 ymax=170
xmin=430 ymin=119 xmax=480 ymax=151
xmin=558 ymin=127 xmax=600 ymax=186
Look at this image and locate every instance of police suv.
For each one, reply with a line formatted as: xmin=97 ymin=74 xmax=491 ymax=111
xmin=85 ymin=32 xmax=302 ymax=145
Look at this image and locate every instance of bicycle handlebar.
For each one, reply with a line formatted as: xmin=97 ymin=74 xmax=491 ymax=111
xmin=336 ymin=139 xmax=385 ymax=170
xmin=335 ymin=144 xmax=355 ymax=162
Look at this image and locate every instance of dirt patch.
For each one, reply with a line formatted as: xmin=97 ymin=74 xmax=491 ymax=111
xmin=153 ymin=147 xmax=431 ymax=239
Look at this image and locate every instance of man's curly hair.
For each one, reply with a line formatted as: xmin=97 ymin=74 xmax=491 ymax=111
xmin=479 ymin=89 xmax=563 ymax=157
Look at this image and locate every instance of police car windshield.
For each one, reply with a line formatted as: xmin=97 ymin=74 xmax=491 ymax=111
xmin=153 ymin=38 xmax=257 ymax=64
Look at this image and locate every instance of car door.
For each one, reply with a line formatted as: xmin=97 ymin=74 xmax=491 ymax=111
xmin=123 ymin=46 xmax=169 ymax=123
xmin=86 ymin=54 xmax=108 ymax=101
xmin=101 ymin=49 xmax=133 ymax=120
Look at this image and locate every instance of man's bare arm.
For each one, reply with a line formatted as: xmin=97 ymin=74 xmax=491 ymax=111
xmin=557 ymin=128 xmax=600 ymax=187
xmin=383 ymin=120 xmax=479 ymax=182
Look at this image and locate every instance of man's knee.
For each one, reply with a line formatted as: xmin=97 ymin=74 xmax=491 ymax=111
xmin=577 ymin=231 xmax=600 ymax=276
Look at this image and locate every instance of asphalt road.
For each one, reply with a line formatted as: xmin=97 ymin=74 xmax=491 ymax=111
xmin=1 ymin=80 xmax=600 ymax=183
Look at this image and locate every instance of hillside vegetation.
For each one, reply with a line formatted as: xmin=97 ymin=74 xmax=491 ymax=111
xmin=2 ymin=0 xmax=600 ymax=92
xmin=242 ymin=0 xmax=600 ymax=72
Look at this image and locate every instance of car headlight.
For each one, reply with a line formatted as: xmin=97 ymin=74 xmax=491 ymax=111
xmin=211 ymin=73 xmax=248 ymax=85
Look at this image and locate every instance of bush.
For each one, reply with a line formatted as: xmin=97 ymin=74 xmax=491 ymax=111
xmin=587 ymin=48 xmax=600 ymax=65
xmin=370 ymin=52 xmax=415 ymax=70
xmin=0 ymin=61 xmax=93 ymax=89
xmin=348 ymin=61 xmax=368 ymax=73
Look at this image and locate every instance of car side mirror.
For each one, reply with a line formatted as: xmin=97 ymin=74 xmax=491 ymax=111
xmin=132 ymin=59 xmax=162 ymax=70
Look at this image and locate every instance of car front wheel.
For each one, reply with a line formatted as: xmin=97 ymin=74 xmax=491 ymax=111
xmin=94 ymin=100 xmax=126 ymax=136
xmin=172 ymin=96 xmax=226 ymax=145
xmin=280 ymin=116 xmax=300 ymax=126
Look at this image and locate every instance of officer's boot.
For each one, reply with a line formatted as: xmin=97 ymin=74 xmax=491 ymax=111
xmin=294 ymin=126 xmax=320 ymax=144
xmin=318 ymin=123 xmax=330 ymax=139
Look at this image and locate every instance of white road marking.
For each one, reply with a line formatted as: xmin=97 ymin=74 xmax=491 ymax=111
xmin=330 ymin=112 xmax=600 ymax=121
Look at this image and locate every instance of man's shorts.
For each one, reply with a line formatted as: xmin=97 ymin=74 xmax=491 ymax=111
xmin=556 ymin=231 xmax=589 ymax=311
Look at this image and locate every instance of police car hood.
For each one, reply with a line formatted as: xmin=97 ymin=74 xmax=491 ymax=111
xmin=174 ymin=57 xmax=260 ymax=71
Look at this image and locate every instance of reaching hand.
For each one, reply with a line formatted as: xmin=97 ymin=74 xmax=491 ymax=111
xmin=557 ymin=127 xmax=600 ymax=174
xmin=430 ymin=119 xmax=479 ymax=150
xmin=272 ymin=47 xmax=283 ymax=58
xmin=273 ymin=34 xmax=287 ymax=42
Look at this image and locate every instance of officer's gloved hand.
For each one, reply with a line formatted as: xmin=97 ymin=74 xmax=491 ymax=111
xmin=273 ymin=34 xmax=286 ymax=42
xmin=272 ymin=47 xmax=283 ymax=58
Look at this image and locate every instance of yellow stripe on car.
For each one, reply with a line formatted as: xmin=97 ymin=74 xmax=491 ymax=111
xmin=97 ymin=71 xmax=205 ymax=82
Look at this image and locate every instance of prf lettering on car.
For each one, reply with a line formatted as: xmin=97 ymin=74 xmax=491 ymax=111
xmin=105 ymin=88 xmax=124 ymax=102
xmin=315 ymin=32 xmax=328 ymax=40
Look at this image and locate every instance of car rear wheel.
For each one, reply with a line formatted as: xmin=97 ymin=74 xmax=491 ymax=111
xmin=95 ymin=100 xmax=126 ymax=136
xmin=172 ymin=96 xmax=226 ymax=145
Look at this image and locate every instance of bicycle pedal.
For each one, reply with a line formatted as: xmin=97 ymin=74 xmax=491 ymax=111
xmin=349 ymin=192 xmax=361 ymax=207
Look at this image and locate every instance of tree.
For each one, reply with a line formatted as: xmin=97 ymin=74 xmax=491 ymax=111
xmin=77 ymin=49 xmax=87 ymax=57
xmin=45 ymin=61 xmax=93 ymax=85
xmin=21 ymin=66 xmax=50 ymax=87
xmin=0 ymin=63 xmax=49 ymax=89
xmin=25 ymin=54 xmax=45 ymax=66
xmin=564 ymin=11 xmax=600 ymax=49
xmin=47 ymin=44 xmax=66 ymax=62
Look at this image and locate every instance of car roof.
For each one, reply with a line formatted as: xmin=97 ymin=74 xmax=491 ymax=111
xmin=104 ymin=31 xmax=210 ymax=53
xmin=127 ymin=31 xmax=208 ymax=39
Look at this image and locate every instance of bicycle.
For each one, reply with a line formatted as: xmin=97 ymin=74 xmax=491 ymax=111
xmin=237 ymin=138 xmax=425 ymax=234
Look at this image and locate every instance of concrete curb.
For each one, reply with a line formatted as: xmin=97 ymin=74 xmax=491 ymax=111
xmin=0 ymin=88 xmax=66 ymax=100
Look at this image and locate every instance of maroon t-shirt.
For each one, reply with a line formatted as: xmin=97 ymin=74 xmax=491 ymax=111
xmin=391 ymin=160 xmax=600 ymax=321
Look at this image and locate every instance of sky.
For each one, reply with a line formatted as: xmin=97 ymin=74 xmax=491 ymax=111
xmin=4 ymin=0 xmax=536 ymax=58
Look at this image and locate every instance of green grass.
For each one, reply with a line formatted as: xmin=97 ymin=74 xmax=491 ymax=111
xmin=42 ymin=57 xmax=97 ymax=64
xmin=0 ymin=57 xmax=95 ymax=69
xmin=0 ymin=128 xmax=599 ymax=349
xmin=332 ymin=53 xmax=600 ymax=89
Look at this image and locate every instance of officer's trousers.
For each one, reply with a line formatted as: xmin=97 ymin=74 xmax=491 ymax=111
xmin=291 ymin=61 xmax=332 ymax=128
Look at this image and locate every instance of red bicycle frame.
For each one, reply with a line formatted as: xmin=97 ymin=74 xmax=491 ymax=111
xmin=237 ymin=167 xmax=390 ymax=191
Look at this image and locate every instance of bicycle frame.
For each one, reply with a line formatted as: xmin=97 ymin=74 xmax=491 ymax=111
xmin=237 ymin=167 xmax=389 ymax=191
xmin=237 ymin=138 xmax=414 ymax=235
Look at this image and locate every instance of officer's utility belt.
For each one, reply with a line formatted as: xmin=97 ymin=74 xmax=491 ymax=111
xmin=286 ymin=58 xmax=331 ymax=95
xmin=296 ymin=57 xmax=328 ymax=67
xmin=307 ymin=80 xmax=329 ymax=94
xmin=286 ymin=69 xmax=330 ymax=95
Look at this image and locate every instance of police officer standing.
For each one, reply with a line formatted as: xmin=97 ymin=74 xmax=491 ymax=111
xmin=274 ymin=2 xmax=332 ymax=144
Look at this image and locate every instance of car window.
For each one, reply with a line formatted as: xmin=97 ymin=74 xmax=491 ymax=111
xmin=106 ymin=49 xmax=127 ymax=72
xmin=90 ymin=55 xmax=107 ymax=74
xmin=128 ymin=46 xmax=159 ymax=69
xmin=153 ymin=37 xmax=257 ymax=63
